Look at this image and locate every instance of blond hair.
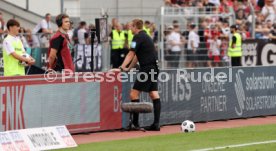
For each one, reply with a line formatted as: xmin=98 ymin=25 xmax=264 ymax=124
xmin=132 ymin=19 xmax=143 ymax=30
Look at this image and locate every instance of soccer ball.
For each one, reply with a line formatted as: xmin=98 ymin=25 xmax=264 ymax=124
xmin=181 ymin=120 xmax=195 ymax=133
xmin=19 ymin=53 xmax=30 ymax=66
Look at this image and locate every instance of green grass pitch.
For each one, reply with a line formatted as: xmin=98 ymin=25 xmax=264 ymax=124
xmin=58 ymin=124 xmax=276 ymax=151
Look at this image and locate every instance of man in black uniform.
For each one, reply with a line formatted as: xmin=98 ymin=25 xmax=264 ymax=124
xmin=119 ymin=19 xmax=161 ymax=131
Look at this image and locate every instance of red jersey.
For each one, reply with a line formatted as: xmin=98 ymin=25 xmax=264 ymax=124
xmin=48 ymin=31 xmax=75 ymax=72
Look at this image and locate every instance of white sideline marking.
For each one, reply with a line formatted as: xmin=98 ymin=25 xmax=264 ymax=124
xmin=191 ymin=140 xmax=276 ymax=151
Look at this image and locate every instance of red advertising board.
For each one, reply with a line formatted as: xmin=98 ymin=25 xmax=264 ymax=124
xmin=99 ymin=73 xmax=122 ymax=130
xmin=0 ymin=73 xmax=123 ymax=134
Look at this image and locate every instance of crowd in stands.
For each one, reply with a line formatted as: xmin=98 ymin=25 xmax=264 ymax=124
xmin=163 ymin=0 xmax=276 ymax=67
xmin=164 ymin=0 xmax=276 ymax=39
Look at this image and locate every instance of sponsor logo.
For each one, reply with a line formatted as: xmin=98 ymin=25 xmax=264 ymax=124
xmin=261 ymin=43 xmax=276 ymax=66
xmin=0 ymin=86 xmax=26 ymax=131
xmin=234 ymin=69 xmax=246 ymax=116
xmin=9 ymin=131 xmax=30 ymax=151
xmin=234 ymin=69 xmax=276 ymax=116
xmin=242 ymin=43 xmax=257 ymax=66
xmin=200 ymin=81 xmax=227 ymax=113
xmin=0 ymin=132 xmax=17 ymax=151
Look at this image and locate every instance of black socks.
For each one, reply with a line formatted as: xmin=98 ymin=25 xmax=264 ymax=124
xmin=131 ymin=99 xmax=140 ymax=126
xmin=153 ymin=98 xmax=161 ymax=126
xmin=131 ymin=98 xmax=161 ymax=127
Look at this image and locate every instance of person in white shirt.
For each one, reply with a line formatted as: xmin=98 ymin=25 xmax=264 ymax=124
xmin=67 ymin=21 xmax=74 ymax=43
xmin=32 ymin=13 xmax=53 ymax=47
xmin=187 ymin=23 xmax=200 ymax=68
xmin=261 ymin=0 xmax=276 ymax=23
xmin=77 ymin=21 xmax=88 ymax=45
xmin=167 ymin=25 xmax=185 ymax=68
xmin=165 ymin=26 xmax=173 ymax=62
xmin=208 ymin=34 xmax=221 ymax=67
xmin=3 ymin=19 xmax=35 ymax=76
xmin=220 ymin=21 xmax=231 ymax=41
xmin=208 ymin=0 xmax=220 ymax=6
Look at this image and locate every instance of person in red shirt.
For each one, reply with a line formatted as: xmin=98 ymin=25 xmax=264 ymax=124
xmin=48 ymin=14 xmax=75 ymax=72
xmin=219 ymin=0 xmax=233 ymax=13
xmin=207 ymin=25 xmax=222 ymax=66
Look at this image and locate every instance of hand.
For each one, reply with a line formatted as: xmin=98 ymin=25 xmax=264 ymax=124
xmin=119 ymin=66 xmax=129 ymax=72
xmin=109 ymin=68 xmax=121 ymax=72
xmin=172 ymin=42 xmax=177 ymax=46
xmin=110 ymin=66 xmax=129 ymax=72
xmin=27 ymin=58 xmax=35 ymax=66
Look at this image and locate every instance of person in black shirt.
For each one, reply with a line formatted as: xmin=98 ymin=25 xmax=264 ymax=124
xmin=197 ymin=19 xmax=209 ymax=67
xmin=119 ymin=19 xmax=161 ymax=131
xmin=48 ymin=14 xmax=74 ymax=72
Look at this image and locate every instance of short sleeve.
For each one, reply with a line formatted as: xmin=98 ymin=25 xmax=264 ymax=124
xmin=51 ymin=36 xmax=64 ymax=52
xmin=191 ymin=32 xmax=196 ymax=40
xmin=166 ymin=34 xmax=171 ymax=41
xmin=232 ymin=36 xmax=237 ymax=44
xmin=41 ymin=20 xmax=48 ymax=29
xmin=130 ymin=35 xmax=141 ymax=52
xmin=3 ymin=39 xmax=15 ymax=55
xmin=261 ymin=7 xmax=268 ymax=15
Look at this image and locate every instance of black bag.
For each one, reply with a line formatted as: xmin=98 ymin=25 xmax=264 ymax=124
xmin=26 ymin=65 xmax=46 ymax=75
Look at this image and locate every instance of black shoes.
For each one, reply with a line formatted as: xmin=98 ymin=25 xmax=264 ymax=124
xmin=144 ymin=124 xmax=160 ymax=131
xmin=125 ymin=123 xmax=161 ymax=131
xmin=124 ymin=124 xmax=145 ymax=131
xmin=131 ymin=124 xmax=141 ymax=130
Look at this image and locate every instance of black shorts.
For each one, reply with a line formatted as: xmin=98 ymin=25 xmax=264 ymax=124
xmin=186 ymin=50 xmax=197 ymax=61
xmin=231 ymin=57 xmax=241 ymax=66
xmin=198 ymin=43 xmax=209 ymax=61
xmin=133 ymin=64 xmax=159 ymax=92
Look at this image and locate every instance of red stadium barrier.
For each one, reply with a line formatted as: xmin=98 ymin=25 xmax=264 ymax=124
xmin=0 ymin=73 xmax=123 ymax=134
xmin=100 ymin=73 xmax=122 ymax=130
